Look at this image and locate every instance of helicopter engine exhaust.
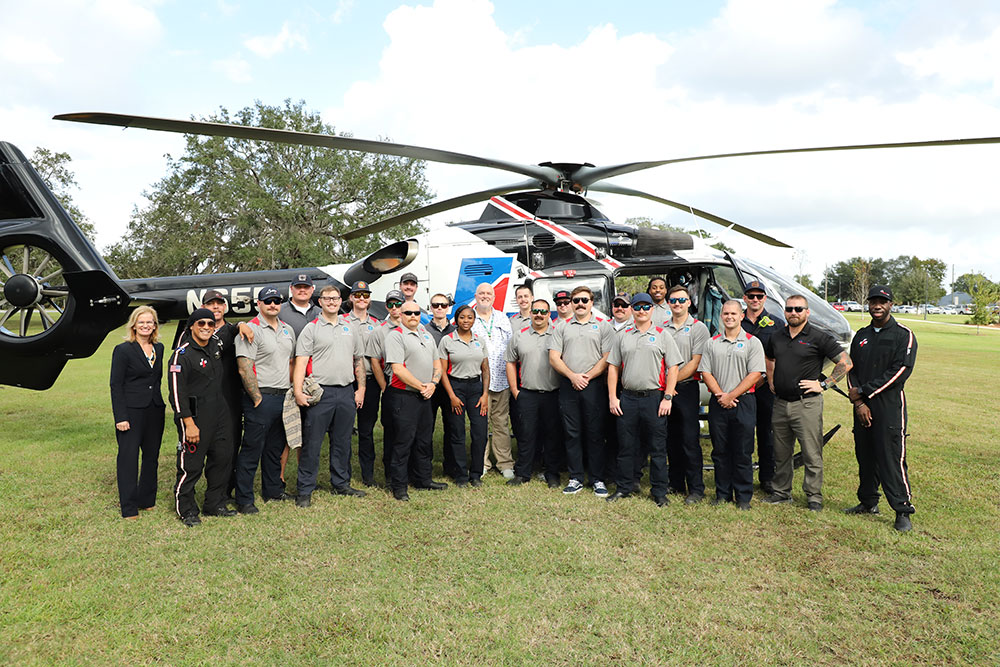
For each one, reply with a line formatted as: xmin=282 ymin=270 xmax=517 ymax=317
xmin=633 ymin=227 xmax=694 ymax=257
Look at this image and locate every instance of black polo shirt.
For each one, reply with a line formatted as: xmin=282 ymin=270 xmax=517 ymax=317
xmin=763 ymin=321 xmax=843 ymax=400
xmin=740 ymin=309 xmax=784 ymax=349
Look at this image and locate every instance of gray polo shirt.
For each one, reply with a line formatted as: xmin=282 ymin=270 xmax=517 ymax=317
xmin=505 ymin=326 xmax=560 ymax=392
xmin=612 ymin=316 xmax=634 ymax=333
xmin=509 ymin=313 xmax=531 ymax=331
xmin=279 ymin=301 xmax=322 ymax=336
xmin=699 ymin=332 xmax=766 ymax=394
xmin=608 ymin=324 xmax=683 ymax=391
xmin=652 ymin=301 xmax=670 ymax=324
xmin=346 ymin=311 xmax=379 ymax=376
xmin=235 ymin=316 xmax=296 ymax=390
xmin=384 ymin=324 xmax=437 ymax=392
xmin=548 ymin=315 xmax=614 ymax=374
xmin=296 ymin=314 xmax=365 ymax=386
xmin=664 ymin=314 xmax=710 ymax=384
xmin=437 ymin=332 xmax=487 ymax=379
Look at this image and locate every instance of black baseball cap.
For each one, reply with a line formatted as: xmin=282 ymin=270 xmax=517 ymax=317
xmin=399 ymin=272 xmax=419 ymax=284
xmin=613 ymin=291 xmax=631 ymax=305
xmin=867 ymin=285 xmax=893 ymax=301
xmin=553 ymin=289 xmax=571 ymax=301
xmin=743 ymin=280 xmax=766 ymax=294
xmin=351 ymin=281 xmax=372 ymax=294
xmin=258 ymin=286 xmax=284 ymax=302
xmin=202 ymin=289 xmax=227 ymax=304
xmin=291 ymin=274 xmax=314 ymax=287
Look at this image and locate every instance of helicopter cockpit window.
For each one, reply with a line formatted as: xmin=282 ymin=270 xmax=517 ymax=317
xmin=532 ymin=276 xmax=611 ymax=319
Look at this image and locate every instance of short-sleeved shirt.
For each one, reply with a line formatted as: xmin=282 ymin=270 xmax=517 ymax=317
xmin=384 ymin=325 xmax=437 ymax=392
xmin=296 ymin=315 xmax=365 ymax=386
xmin=437 ymin=331 xmax=487 ymax=379
xmin=346 ymin=311 xmax=380 ymax=375
xmin=608 ymin=324 xmax=683 ymax=391
xmin=548 ymin=315 xmax=615 ymax=374
xmin=509 ymin=313 xmax=531 ymax=331
xmin=741 ymin=309 xmax=784 ymax=350
xmin=763 ymin=321 xmax=844 ymax=400
xmin=505 ymin=325 xmax=560 ymax=392
xmin=235 ymin=316 xmax=296 ymax=390
xmin=279 ymin=301 xmax=322 ymax=336
xmin=471 ymin=309 xmax=512 ymax=392
xmin=652 ymin=301 xmax=671 ymax=324
xmin=699 ymin=332 xmax=766 ymax=394
xmin=663 ymin=314 xmax=710 ymax=384
xmin=612 ymin=317 xmax=634 ymax=332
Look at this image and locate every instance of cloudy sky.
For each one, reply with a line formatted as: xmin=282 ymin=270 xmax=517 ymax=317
xmin=3 ymin=0 xmax=999 ymax=287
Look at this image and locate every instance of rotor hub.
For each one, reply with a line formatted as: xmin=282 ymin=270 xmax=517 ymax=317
xmin=3 ymin=274 xmax=41 ymax=308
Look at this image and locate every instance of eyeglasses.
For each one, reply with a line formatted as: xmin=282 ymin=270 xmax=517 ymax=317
xmin=785 ymin=306 xmax=807 ymax=313
xmin=633 ymin=304 xmax=653 ymax=311
xmin=668 ymin=297 xmax=688 ymax=304
xmin=401 ymin=310 xmax=421 ymax=316
xmin=261 ymin=298 xmax=282 ymax=305
xmin=554 ymin=300 xmax=570 ymax=306
xmin=572 ymin=297 xmax=590 ymax=304
xmin=193 ymin=320 xmax=215 ymax=328
xmin=431 ymin=302 xmax=450 ymax=309
xmin=353 ymin=293 xmax=371 ymax=300
xmin=319 ymin=296 xmax=341 ymax=301
xmin=386 ymin=301 xmax=403 ymax=308
xmin=530 ymin=308 xmax=549 ymax=315
xmin=744 ymin=293 xmax=765 ymax=300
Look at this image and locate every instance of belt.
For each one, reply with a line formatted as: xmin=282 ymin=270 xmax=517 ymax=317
xmin=777 ymin=394 xmax=804 ymax=402
xmin=259 ymin=387 xmax=287 ymax=395
xmin=448 ymin=375 xmax=480 ymax=382
xmin=521 ymin=388 xmax=555 ymax=394
xmin=320 ymin=383 xmax=351 ymax=389
xmin=622 ymin=389 xmax=661 ymax=398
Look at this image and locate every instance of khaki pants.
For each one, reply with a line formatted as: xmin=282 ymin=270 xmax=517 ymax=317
xmin=483 ymin=388 xmax=514 ymax=472
xmin=771 ymin=394 xmax=824 ymax=504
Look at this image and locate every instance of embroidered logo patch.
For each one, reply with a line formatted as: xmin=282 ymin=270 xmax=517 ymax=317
xmin=199 ymin=359 xmax=208 ymax=368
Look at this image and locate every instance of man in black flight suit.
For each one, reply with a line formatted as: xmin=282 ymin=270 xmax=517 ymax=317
xmin=168 ymin=308 xmax=236 ymax=527
xmin=846 ymin=285 xmax=917 ymax=532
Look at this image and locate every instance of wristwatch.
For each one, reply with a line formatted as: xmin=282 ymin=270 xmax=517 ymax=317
xmin=662 ymin=393 xmax=672 ymax=401
xmin=819 ymin=380 xmax=829 ymax=391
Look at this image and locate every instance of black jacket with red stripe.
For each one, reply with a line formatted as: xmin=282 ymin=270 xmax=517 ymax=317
xmin=848 ymin=316 xmax=917 ymax=407
xmin=167 ymin=335 xmax=228 ymax=422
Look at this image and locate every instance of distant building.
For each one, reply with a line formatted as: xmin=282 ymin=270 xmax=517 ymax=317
xmin=938 ymin=292 xmax=972 ymax=307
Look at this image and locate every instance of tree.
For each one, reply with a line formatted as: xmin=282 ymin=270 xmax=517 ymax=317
xmin=952 ymin=272 xmax=993 ymax=294
xmin=967 ymin=274 xmax=1000 ymax=327
xmin=851 ymin=258 xmax=872 ymax=304
xmin=795 ymin=274 xmax=817 ymax=293
xmin=31 ymin=147 xmax=96 ymax=242
xmin=104 ymin=99 xmax=432 ymax=278
xmin=896 ymin=266 xmax=943 ymax=305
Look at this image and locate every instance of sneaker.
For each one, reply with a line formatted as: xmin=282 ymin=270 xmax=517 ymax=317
xmin=501 ymin=469 xmax=515 ymax=480
xmin=592 ymin=481 xmax=609 ymax=497
xmin=738 ymin=501 xmax=751 ymax=511
xmin=762 ymin=493 xmax=792 ymax=504
xmin=180 ymin=514 xmax=201 ymax=527
xmin=843 ymin=503 xmax=880 ymax=515
xmin=894 ymin=512 xmax=912 ymax=532
xmin=684 ymin=493 xmax=704 ymax=505
xmin=295 ymin=495 xmax=311 ymax=508
xmin=562 ymin=479 xmax=583 ymax=495
xmin=807 ymin=501 xmax=823 ymax=512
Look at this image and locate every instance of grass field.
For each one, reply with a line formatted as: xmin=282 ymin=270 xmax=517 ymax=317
xmin=1 ymin=313 xmax=998 ymax=665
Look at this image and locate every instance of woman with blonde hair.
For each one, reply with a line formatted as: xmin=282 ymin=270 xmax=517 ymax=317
xmin=109 ymin=305 xmax=165 ymax=518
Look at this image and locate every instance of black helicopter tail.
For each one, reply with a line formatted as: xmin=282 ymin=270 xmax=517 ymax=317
xmin=0 ymin=142 xmax=131 ymax=390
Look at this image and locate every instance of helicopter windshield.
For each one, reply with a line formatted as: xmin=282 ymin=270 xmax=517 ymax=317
xmin=733 ymin=256 xmax=852 ymax=343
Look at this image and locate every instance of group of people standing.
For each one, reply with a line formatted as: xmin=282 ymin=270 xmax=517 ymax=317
xmin=109 ymin=273 xmax=916 ymax=532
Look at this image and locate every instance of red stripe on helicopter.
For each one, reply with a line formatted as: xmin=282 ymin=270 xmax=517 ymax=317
xmin=489 ymin=196 xmax=623 ymax=270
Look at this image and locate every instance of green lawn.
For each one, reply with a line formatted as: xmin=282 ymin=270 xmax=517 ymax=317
xmin=1 ymin=315 xmax=998 ymax=664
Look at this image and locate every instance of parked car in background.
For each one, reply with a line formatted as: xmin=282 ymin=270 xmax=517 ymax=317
xmin=832 ymin=302 xmax=846 ymax=311
xmin=942 ymin=305 xmax=959 ymax=315
xmin=896 ymin=304 xmax=917 ymax=314
xmin=842 ymin=300 xmax=863 ymax=312
xmin=961 ymin=304 xmax=974 ymax=315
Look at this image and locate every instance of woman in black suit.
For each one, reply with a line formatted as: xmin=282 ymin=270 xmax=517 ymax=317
xmin=110 ymin=305 xmax=166 ymax=518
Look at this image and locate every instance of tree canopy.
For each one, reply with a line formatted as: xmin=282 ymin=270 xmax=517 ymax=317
xmin=819 ymin=255 xmax=948 ymax=303
xmin=31 ymin=147 xmax=96 ymax=242
xmin=104 ymin=100 xmax=433 ymax=279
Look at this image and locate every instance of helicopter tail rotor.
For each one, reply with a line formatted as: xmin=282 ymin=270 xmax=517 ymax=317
xmin=0 ymin=142 xmax=131 ymax=390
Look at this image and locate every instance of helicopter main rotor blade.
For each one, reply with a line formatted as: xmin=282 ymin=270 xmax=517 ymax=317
xmin=575 ymin=136 xmax=1000 ymax=186
xmin=588 ymin=182 xmax=792 ymax=248
xmin=55 ymin=112 xmax=562 ymax=185
xmin=341 ymin=179 xmax=541 ymax=241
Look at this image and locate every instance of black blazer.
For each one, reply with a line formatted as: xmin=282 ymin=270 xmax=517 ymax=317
xmin=110 ymin=341 xmax=166 ymax=423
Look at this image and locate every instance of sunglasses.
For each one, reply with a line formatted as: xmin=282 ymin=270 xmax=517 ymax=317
xmin=386 ymin=301 xmax=403 ymax=308
xmin=261 ymin=298 xmax=282 ymax=305
xmin=612 ymin=302 xmax=629 ymax=308
xmin=668 ymin=297 xmax=688 ymax=304
xmin=554 ymin=300 xmax=570 ymax=306
xmin=632 ymin=303 xmax=653 ymax=311
xmin=785 ymin=306 xmax=807 ymax=313
xmin=744 ymin=293 xmax=765 ymax=300
xmin=193 ymin=320 xmax=216 ymax=328
xmin=401 ymin=310 xmax=421 ymax=316
xmin=572 ymin=297 xmax=590 ymax=304
xmin=530 ymin=308 xmax=549 ymax=315
xmin=353 ymin=293 xmax=371 ymax=299
xmin=431 ymin=302 xmax=450 ymax=309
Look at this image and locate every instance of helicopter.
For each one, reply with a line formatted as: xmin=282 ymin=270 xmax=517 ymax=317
xmin=2 ymin=111 xmax=999 ymax=390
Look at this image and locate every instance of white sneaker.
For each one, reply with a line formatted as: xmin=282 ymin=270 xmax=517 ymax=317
xmin=562 ymin=479 xmax=583 ymax=495
xmin=501 ymin=469 xmax=515 ymax=480
xmin=593 ymin=481 xmax=609 ymax=497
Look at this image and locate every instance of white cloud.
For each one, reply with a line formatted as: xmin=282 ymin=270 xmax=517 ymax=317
xmin=212 ymin=54 xmax=253 ymax=83
xmin=331 ymin=0 xmax=355 ymax=25
xmin=0 ymin=36 xmax=63 ymax=66
xmin=897 ymin=25 xmax=1000 ymax=93
xmin=244 ymin=22 xmax=308 ymax=58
